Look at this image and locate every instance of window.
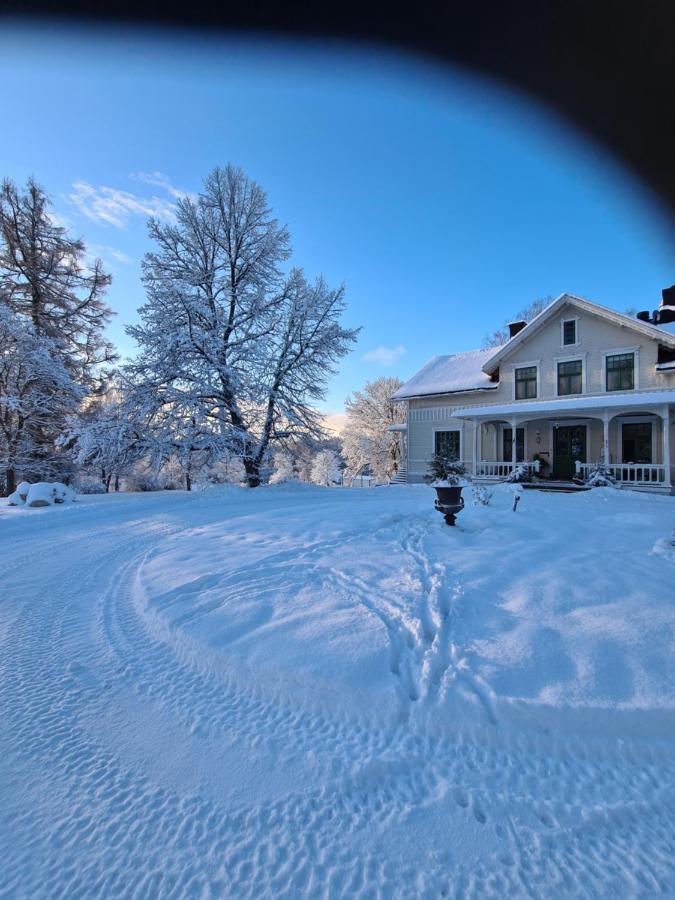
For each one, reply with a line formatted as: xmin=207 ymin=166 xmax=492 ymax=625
xmin=557 ymin=359 xmax=582 ymax=395
xmin=606 ymin=353 xmax=634 ymax=391
xmin=434 ymin=430 xmax=460 ymax=460
xmin=563 ymin=319 xmax=577 ymax=345
xmin=622 ymin=422 xmax=652 ymax=463
xmin=515 ymin=365 xmax=537 ymax=399
xmin=502 ymin=427 xmax=525 ymax=462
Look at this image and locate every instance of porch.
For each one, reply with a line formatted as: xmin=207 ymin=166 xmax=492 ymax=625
xmin=455 ymin=392 xmax=674 ymax=493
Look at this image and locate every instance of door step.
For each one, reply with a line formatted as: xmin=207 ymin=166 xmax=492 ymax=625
xmin=522 ymin=481 xmax=591 ymax=493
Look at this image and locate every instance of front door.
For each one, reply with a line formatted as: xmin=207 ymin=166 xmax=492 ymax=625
xmin=553 ymin=425 xmax=586 ymax=479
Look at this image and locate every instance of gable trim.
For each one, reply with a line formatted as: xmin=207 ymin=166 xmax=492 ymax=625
xmin=481 ymin=293 xmax=675 ymax=374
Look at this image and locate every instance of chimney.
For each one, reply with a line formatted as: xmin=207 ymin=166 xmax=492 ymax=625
xmin=508 ymin=320 xmax=527 ymax=338
xmin=662 ymin=285 xmax=675 ymax=308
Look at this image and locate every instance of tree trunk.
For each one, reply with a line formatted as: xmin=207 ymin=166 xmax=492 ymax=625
xmin=105 ymin=473 xmax=113 ymax=493
xmin=185 ymin=473 xmax=192 ymax=491
xmin=114 ymin=474 xmax=120 ymax=492
xmin=6 ymin=468 xmax=16 ymax=497
xmin=243 ymin=456 xmax=261 ymax=488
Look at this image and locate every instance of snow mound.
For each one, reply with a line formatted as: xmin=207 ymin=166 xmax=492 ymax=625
xmin=9 ymin=481 xmax=76 ymax=508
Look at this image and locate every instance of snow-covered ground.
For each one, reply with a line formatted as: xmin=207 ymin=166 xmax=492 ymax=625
xmin=1 ymin=483 xmax=674 ymax=898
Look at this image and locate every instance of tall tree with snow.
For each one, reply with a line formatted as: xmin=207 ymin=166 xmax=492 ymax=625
xmin=0 ymin=178 xmax=115 ymax=383
xmin=127 ymin=164 xmax=358 ymax=487
xmin=342 ymin=376 xmax=405 ymax=481
xmin=0 ymin=306 xmax=83 ymax=494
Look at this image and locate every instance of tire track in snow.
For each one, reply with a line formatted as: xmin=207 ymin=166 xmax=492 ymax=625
xmin=2 ymin=497 xmax=675 ymax=897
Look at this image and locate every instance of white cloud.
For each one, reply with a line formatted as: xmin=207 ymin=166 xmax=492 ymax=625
xmin=362 ymin=345 xmax=405 ymax=366
xmin=131 ymin=170 xmax=190 ymax=200
xmin=86 ymin=244 xmax=133 ymax=268
xmin=67 ymin=180 xmax=177 ymax=229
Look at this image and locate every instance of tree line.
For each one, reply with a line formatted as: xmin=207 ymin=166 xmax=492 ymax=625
xmin=0 ymin=166 xmax=370 ymax=494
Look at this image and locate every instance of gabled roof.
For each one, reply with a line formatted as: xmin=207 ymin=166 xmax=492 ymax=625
xmin=392 ymin=348 xmax=500 ymax=401
xmin=481 ymin=292 xmax=675 ymax=374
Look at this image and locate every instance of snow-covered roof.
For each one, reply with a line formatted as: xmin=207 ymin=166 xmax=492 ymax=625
xmin=392 ymin=348 xmax=501 ymax=400
xmin=453 ymin=390 xmax=675 ymax=419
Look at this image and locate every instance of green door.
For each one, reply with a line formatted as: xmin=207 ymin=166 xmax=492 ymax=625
xmin=553 ymin=426 xmax=586 ymax=479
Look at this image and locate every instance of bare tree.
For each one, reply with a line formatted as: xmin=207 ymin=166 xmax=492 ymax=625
xmin=481 ymin=296 xmax=553 ymax=348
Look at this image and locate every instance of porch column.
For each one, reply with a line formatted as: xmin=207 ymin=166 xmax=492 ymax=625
xmin=510 ymin=418 xmax=518 ymax=466
xmin=602 ymin=411 xmax=610 ymax=464
xmin=472 ymin=420 xmax=479 ymax=476
xmin=662 ymin=405 xmax=671 ymax=488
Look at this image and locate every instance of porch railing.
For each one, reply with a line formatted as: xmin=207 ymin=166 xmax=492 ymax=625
xmin=473 ymin=460 xmax=540 ymax=479
xmin=575 ymin=461 xmax=667 ymax=485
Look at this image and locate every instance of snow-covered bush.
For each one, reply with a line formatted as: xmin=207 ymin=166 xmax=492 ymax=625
xmin=505 ymin=464 xmax=531 ymax=483
xmin=310 ymin=450 xmax=342 ymax=486
xmin=75 ymin=475 xmax=108 ymax=494
xmin=471 ymin=483 xmax=493 ymax=506
xmin=269 ymin=451 xmax=297 ymax=484
xmin=425 ymin=453 xmax=465 ymax=486
xmin=585 ymin=463 xmax=617 ymax=487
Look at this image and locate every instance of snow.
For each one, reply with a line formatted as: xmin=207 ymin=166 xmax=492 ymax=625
xmin=1 ymin=484 xmax=674 ymax=896
xmin=455 ymin=388 xmax=675 ymax=419
xmin=392 ymin=348 xmax=501 ymax=399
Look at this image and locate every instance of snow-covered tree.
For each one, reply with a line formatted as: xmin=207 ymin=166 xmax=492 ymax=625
xmin=342 ymin=376 xmax=405 ymax=481
xmin=310 ymin=449 xmax=342 ymax=486
xmin=65 ymin=382 xmax=144 ymax=492
xmin=127 ymin=165 xmax=357 ymax=487
xmin=0 ymin=306 xmax=83 ymax=494
xmin=0 ymin=178 xmax=115 ymax=384
xmin=122 ymin=380 xmax=232 ymax=491
xmin=481 ymin=296 xmax=553 ymax=348
xmin=269 ymin=450 xmax=296 ymax=484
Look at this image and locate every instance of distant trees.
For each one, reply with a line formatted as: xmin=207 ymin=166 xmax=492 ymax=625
xmin=341 ymin=376 xmax=405 ymax=482
xmin=310 ymin=449 xmax=342 ymax=486
xmin=481 ymin=296 xmax=553 ymax=348
xmin=126 ymin=165 xmax=358 ymax=488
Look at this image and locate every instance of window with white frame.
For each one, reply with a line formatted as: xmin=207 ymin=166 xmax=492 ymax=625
xmin=562 ymin=319 xmax=577 ymax=346
xmin=515 ymin=365 xmax=537 ymax=399
xmin=434 ymin=430 xmax=460 ymax=460
xmin=606 ymin=352 xmax=635 ymax=391
xmin=557 ymin=359 xmax=582 ymax=395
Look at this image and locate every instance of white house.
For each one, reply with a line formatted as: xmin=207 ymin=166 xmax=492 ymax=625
xmin=391 ymin=291 xmax=675 ymax=492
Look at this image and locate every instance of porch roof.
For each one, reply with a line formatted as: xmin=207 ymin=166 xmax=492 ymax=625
xmin=452 ymin=390 xmax=674 ymax=420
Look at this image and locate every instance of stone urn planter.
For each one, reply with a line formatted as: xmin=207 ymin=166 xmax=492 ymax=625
xmin=426 ymin=454 xmax=466 ymax=526
xmin=433 ymin=484 xmax=465 ymax=526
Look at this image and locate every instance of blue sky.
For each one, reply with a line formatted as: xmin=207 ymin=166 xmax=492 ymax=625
xmin=1 ymin=24 xmax=672 ymax=420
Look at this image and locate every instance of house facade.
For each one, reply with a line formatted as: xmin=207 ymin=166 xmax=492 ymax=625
xmin=391 ymin=292 xmax=675 ymax=492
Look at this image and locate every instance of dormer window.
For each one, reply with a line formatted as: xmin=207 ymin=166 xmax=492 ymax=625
xmin=562 ymin=319 xmax=577 ymax=346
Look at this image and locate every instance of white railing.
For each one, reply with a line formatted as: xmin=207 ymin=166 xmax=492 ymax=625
xmin=575 ymin=462 xmax=667 ymax=485
xmin=473 ymin=460 xmax=540 ymax=479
